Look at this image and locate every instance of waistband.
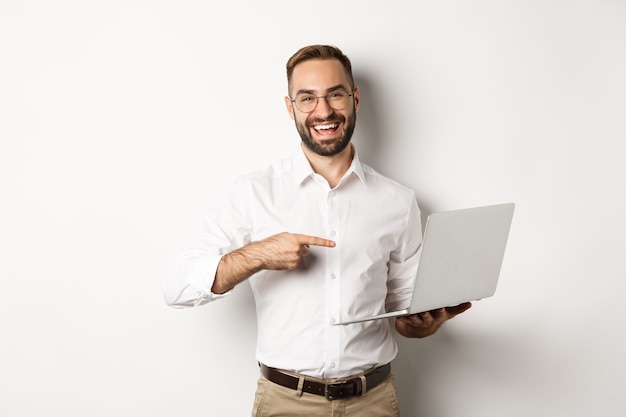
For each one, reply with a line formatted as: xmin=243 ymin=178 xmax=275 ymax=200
xmin=259 ymin=363 xmax=391 ymax=401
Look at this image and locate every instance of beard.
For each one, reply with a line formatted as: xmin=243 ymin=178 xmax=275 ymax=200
xmin=296 ymin=110 xmax=356 ymax=157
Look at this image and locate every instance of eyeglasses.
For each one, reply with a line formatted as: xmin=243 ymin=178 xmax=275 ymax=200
xmin=290 ymin=89 xmax=354 ymax=113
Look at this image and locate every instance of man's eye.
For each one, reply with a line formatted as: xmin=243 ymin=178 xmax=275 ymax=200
xmin=298 ymin=95 xmax=314 ymax=103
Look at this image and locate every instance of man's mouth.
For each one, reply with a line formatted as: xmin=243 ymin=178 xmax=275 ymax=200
xmin=314 ymin=123 xmax=338 ymax=131
xmin=311 ymin=122 xmax=340 ymax=137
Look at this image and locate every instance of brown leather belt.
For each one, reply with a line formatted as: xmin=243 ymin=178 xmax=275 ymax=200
xmin=259 ymin=363 xmax=391 ymax=401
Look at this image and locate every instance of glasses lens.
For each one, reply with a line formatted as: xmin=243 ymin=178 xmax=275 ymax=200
xmin=295 ymin=93 xmax=317 ymax=113
xmin=327 ymin=91 xmax=349 ymax=110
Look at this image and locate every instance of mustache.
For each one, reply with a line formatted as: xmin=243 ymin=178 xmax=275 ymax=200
xmin=305 ymin=113 xmax=345 ymax=128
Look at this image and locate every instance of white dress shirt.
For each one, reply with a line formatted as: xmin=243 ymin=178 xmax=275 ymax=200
xmin=164 ymin=145 xmax=422 ymax=379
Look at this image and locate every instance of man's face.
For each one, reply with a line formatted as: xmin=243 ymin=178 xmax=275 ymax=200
xmin=285 ymin=59 xmax=360 ymax=157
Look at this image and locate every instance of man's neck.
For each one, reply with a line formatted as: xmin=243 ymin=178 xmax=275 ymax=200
xmin=301 ymin=143 xmax=354 ymax=189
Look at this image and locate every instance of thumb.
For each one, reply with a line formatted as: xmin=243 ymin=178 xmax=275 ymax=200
xmin=299 ymin=244 xmax=310 ymax=256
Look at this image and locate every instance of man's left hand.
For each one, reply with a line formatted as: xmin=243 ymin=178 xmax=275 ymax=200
xmin=395 ymin=302 xmax=473 ymax=338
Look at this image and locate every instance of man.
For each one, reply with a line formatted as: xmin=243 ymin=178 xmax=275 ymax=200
xmin=164 ymin=45 xmax=471 ymax=417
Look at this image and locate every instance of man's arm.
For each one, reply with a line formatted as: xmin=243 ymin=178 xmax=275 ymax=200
xmin=212 ymin=232 xmax=336 ymax=294
xmin=395 ymin=302 xmax=472 ymax=338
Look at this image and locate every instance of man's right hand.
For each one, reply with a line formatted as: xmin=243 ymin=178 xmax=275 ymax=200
xmin=259 ymin=232 xmax=336 ymax=270
xmin=212 ymin=232 xmax=335 ymax=294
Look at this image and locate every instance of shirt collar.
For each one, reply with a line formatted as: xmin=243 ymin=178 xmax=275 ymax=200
xmin=293 ymin=143 xmax=367 ymax=187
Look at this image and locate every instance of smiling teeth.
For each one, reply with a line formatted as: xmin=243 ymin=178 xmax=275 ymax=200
xmin=314 ymin=123 xmax=338 ymax=131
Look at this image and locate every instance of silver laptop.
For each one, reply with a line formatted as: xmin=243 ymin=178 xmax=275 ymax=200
xmin=335 ymin=203 xmax=515 ymax=325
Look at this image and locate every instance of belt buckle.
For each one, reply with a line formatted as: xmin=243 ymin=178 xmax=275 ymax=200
xmin=324 ymin=382 xmax=351 ymax=401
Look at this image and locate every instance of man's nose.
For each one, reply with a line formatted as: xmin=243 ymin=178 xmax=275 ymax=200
xmin=313 ymin=96 xmax=333 ymax=117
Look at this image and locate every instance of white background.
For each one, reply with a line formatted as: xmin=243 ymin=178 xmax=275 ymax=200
xmin=1 ymin=1 xmax=625 ymax=416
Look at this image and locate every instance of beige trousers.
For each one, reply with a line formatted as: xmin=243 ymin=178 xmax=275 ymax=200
xmin=251 ymin=374 xmax=401 ymax=417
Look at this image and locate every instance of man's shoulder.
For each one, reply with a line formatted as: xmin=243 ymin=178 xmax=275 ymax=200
xmin=361 ymin=163 xmax=415 ymax=199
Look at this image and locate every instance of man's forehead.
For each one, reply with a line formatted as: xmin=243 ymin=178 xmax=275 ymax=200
xmin=290 ymin=58 xmax=350 ymax=92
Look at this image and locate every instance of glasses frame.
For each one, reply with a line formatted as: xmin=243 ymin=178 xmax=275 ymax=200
xmin=289 ymin=89 xmax=355 ymax=113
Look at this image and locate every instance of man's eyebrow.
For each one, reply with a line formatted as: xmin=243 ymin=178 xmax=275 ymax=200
xmin=295 ymin=84 xmax=350 ymax=96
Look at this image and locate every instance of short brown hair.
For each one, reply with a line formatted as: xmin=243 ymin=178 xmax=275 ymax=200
xmin=286 ymin=45 xmax=354 ymax=95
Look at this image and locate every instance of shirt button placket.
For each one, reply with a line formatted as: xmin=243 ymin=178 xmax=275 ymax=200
xmin=325 ymin=189 xmax=341 ymax=374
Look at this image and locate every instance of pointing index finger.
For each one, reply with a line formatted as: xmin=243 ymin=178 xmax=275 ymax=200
xmin=294 ymin=233 xmax=336 ymax=248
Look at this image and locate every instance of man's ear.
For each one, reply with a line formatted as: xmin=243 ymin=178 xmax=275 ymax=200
xmin=353 ymin=86 xmax=360 ymax=112
xmin=285 ymin=96 xmax=295 ymax=120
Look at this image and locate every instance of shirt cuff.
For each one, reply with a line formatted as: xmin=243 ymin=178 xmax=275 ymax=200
xmin=188 ymin=255 xmax=232 ymax=305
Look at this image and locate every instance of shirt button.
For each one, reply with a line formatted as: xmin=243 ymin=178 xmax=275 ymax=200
xmin=329 ymin=191 xmax=335 ymax=197
xmin=330 ymin=230 xmax=336 ymax=237
xmin=330 ymin=273 xmax=336 ymax=280
xmin=330 ymin=318 xmax=336 ymax=324
xmin=330 ymin=362 xmax=336 ymax=369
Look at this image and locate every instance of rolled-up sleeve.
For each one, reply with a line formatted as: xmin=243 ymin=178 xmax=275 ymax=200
xmin=163 ymin=179 xmax=252 ymax=308
xmin=164 ymin=248 xmax=228 ymax=308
